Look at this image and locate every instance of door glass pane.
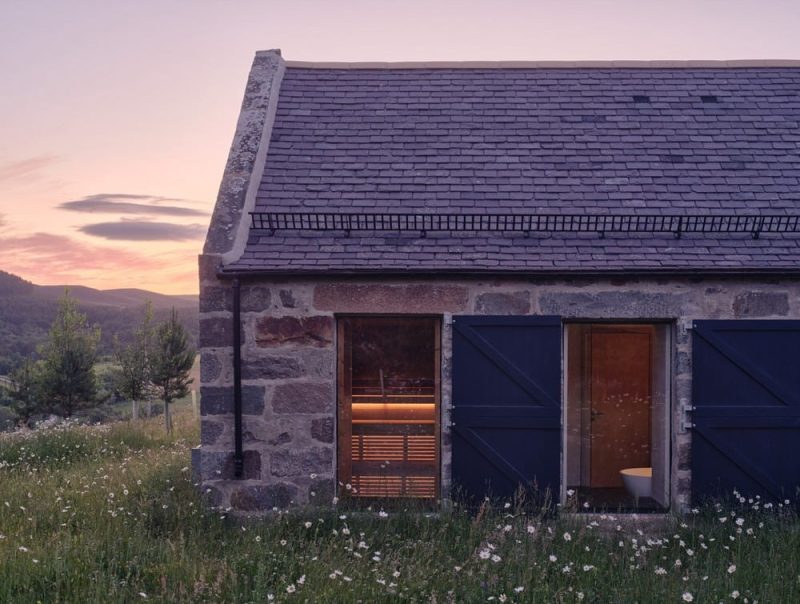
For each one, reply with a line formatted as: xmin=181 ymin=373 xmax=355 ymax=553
xmin=339 ymin=317 xmax=439 ymax=499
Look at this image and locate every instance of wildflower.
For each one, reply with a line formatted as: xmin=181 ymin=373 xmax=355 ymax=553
xmin=454 ymin=566 xmax=462 ymax=572
xmin=686 ymin=549 xmax=694 ymax=556
xmin=304 ymin=521 xmax=312 ymax=528
xmin=728 ymin=564 xmax=737 ymax=574
xmin=392 ymin=570 xmax=400 ymax=578
xmin=280 ymin=539 xmax=287 ymax=546
xmin=138 ymin=593 xmax=147 ymax=599
xmin=286 ymin=584 xmax=296 ymax=593
xmin=329 ymin=573 xmax=337 ymax=580
xmin=498 ymin=595 xmax=507 ymax=603
xmin=682 ymin=593 xmax=694 ymax=602
xmin=654 ymin=566 xmax=667 ymax=575
xmin=549 ymin=554 xmax=557 ymax=562
xmin=502 ymin=524 xmax=512 ymax=532
xmin=583 ymin=564 xmax=595 ymax=571
xmin=255 ymin=536 xmax=262 ymax=543
xmin=514 ymin=586 xmax=524 ymax=593
xmin=577 ymin=593 xmax=585 ymax=601
xmin=378 ymin=510 xmax=388 ymax=518
xmin=479 ymin=549 xmax=491 ymax=560
xmin=563 ymin=531 xmax=572 ymax=542
xmin=18 ymin=546 xmax=29 ymax=553
xmin=567 ymin=489 xmax=575 ymax=496
xmin=736 ymin=517 xmax=745 ymax=526
xmin=731 ymin=590 xmax=740 ymax=599
xmin=526 ymin=524 xmax=536 ymax=534
xmin=504 ymin=502 xmax=511 ymax=509
xmin=491 ymin=554 xmax=502 ymax=563
xmin=342 ymin=527 xmax=350 ymax=535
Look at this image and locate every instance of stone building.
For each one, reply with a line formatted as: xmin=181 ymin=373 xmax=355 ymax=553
xmin=194 ymin=50 xmax=800 ymax=513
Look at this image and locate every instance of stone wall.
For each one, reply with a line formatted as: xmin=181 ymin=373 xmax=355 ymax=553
xmin=194 ymin=275 xmax=800 ymax=512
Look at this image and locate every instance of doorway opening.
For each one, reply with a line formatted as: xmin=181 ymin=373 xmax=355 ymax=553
xmin=564 ymin=323 xmax=671 ymax=512
xmin=337 ymin=316 xmax=440 ymax=500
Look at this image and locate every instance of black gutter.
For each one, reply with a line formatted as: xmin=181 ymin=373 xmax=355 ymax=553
xmin=232 ymin=278 xmax=244 ymax=478
xmin=218 ymin=267 xmax=800 ymax=280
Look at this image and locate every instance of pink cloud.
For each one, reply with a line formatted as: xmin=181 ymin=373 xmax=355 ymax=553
xmin=0 ymin=155 xmax=59 ymax=183
xmin=0 ymin=232 xmax=196 ymax=292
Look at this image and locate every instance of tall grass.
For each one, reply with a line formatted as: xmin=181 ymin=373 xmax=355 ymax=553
xmin=0 ymin=410 xmax=798 ymax=603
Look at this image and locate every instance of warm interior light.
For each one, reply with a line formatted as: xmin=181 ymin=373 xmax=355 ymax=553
xmin=340 ymin=317 xmax=439 ymax=499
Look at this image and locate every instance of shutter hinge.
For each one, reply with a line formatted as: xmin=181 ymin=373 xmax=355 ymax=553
xmin=679 ymin=398 xmax=695 ymax=433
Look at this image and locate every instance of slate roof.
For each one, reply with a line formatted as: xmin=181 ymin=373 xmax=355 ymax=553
xmin=228 ymin=65 xmax=800 ymax=274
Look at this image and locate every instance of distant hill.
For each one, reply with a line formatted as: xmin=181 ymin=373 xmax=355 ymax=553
xmin=0 ymin=271 xmax=198 ymax=374
xmin=35 ymin=285 xmax=197 ymax=310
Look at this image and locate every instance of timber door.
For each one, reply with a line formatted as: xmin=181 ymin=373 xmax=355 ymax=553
xmin=589 ymin=326 xmax=652 ymax=488
xmin=692 ymin=320 xmax=800 ymax=503
xmin=451 ymin=316 xmax=561 ymax=503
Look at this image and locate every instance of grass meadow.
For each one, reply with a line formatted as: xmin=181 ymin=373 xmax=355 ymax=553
xmin=0 ymin=407 xmax=798 ymax=603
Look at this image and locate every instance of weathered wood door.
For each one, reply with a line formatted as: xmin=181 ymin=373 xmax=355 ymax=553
xmin=451 ymin=316 xmax=561 ymax=503
xmin=589 ymin=326 xmax=652 ymax=487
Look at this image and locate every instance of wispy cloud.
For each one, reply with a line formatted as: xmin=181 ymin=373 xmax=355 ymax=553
xmin=1 ymin=232 xmax=199 ymax=294
xmin=79 ymin=220 xmax=207 ymax=241
xmin=2 ymin=232 xmax=164 ymax=278
xmin=59 ymin=193 xmax=208 ymax=217
xmin=0 ymin=155 xmax=59 ymax=183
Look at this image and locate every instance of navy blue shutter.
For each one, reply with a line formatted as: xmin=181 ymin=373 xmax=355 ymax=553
xmin=692 ymin=320 xmax=800 ymax=503
xmin=451 ymin=316 xmax=561 ymax=503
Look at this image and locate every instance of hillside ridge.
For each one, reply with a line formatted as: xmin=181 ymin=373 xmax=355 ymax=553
xmin=0 ymin=270 xmax=198 ymax=373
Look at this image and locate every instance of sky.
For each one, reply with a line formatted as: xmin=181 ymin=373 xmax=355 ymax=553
xmin=2 ymin=0 xmax=800 ymax=295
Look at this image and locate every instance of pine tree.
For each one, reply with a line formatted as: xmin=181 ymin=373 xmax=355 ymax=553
xmin=9 ymin=358 xmax=41 ymax=424
xmin=114 ymin=302 xmax=154 ymax=420
xmin=37 ymin=291 xmax=100 ymax=417
xmin=150 ymin=309 xmax=194 ymax=433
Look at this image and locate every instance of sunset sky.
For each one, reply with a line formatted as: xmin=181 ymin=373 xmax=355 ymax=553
xmin=2 ymin=0 xmax=800 ymax=294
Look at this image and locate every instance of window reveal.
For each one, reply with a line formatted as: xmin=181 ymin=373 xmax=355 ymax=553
xmin=337 ymin=317 xmax=440 ymax=498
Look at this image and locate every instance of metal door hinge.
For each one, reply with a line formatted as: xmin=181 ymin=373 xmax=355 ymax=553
xmin=679 ymin=398 xmax=695 ymax=433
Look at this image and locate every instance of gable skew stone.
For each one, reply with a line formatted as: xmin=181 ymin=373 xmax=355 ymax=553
xmin=203 ymin=49 xmax=285 ymax=264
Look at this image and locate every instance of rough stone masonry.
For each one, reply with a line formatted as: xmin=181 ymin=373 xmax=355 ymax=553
xmin=194 ymin=273 xmax=800 ymax=512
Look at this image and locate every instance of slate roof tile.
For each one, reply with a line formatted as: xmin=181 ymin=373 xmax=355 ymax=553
xmin=229 ymin=66 xmax=800 ymax=273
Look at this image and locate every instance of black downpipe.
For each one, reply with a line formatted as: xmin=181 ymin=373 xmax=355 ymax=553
xmin=232 ymin=278 xmax=243 ymax=478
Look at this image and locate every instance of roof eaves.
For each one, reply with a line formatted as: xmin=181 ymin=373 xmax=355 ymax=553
xmin=217 ymin=266 xmax=800 ymax=280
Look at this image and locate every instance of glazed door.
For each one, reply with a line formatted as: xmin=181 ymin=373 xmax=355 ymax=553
xmin=589 ymin=326 xmax=652 ymax=488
